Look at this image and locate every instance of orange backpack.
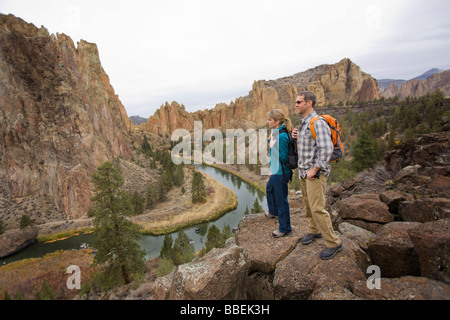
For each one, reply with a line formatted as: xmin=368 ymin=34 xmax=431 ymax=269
xmin=310 ymin=115 xmax=344 ymax=163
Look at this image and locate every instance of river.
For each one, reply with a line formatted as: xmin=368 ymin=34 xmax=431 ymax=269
xmin=0 ymin=164 xmax=267 ymax=265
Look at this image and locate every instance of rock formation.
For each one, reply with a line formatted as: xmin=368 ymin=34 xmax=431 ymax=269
xmin=381 ymin=69 xmax=450 ymax=99
xmin=101 ymin=128 xmax=449 ymax=300
xmin=0 ymin=14 xmax=132 ymax=226
xmin=145 ymin=58 xmax=381 ymax=135
xmin=0 ymin=225 xmax=38 ymax=258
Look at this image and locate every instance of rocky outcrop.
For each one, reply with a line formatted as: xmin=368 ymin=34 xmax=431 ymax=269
xmin=0 ymin=14 xmax=132 ymax=224
xmin=0 ymin=226 xmax=38 ymax=258
xmin=118 ymin=129 xmax=450 ymax=300
xmin=146 ymin=81 xmax=290 ymax=136
xmin=305 ymin=58 xmax=380 ymax=106
xmin=145 ymin=58 xmax=380 ymax=135
xmin=150 ymin=241 xmax=250 ymax=300
xmin=382 ymin=69 xmax=450 ymax=99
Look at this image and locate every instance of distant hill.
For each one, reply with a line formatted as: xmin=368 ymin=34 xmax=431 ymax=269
xmin=129 ymin=115 xmax=148 ymax=125
xmin=381 ymin=69 xmax=450 ymax=99
xmin=413 ymin=68 xmax=444 ymax=80
xmin=378 ymin=68 xmax=444 ymax=92
xmin=377 ymin=79 xmax=405 ymax=92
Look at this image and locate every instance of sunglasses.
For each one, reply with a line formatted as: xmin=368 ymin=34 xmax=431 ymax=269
xmin=296 ymin=100 xmax=306 ymax=104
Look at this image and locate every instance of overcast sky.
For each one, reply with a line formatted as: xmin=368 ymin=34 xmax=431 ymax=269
xmin=1 ymin=0 xmax=450 ymax=118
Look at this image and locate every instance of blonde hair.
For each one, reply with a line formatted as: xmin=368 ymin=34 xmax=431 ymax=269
xmin=266 ymin=109 xmax=293 ymax=132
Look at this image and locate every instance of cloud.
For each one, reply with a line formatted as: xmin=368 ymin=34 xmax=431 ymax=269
xmin=1 ymin=0 xmax=449 ymax=117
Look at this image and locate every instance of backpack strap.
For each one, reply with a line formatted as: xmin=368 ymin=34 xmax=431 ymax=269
xmin=309 ymin=116 xmax=321 ymax=140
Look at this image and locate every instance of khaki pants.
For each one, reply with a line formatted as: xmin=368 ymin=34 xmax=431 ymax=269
xmin=300 ymin=175 xmax=341 ymax=248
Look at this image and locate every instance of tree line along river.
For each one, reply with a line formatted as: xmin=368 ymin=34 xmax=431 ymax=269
xmin=0 ymin=164 xmax=267 ymax=265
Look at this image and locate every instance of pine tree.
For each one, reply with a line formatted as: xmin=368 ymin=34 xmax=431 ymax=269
xmin=172 ymin=230 xmax=194 ymax=266
xmin=141 ymin=135 xmax=152 ymax=156
xmin=173 ymin=164 xmax=185 ymax=186
xmin=191 ymin=170 xmax=207 ymax=203
xmin=251 ymin=198 xmax=263 ymax=214
xmin=129 ymin=190 xmax=144 ymax=215
xmin=90 ymin=161 xmax=146 ymax=287
xmin=145 ymin=184 xmax=158 ymax=209
xmin=160 ymin=234 xmax=174 ymax=261
xmin=19 ymin=215 xmax=35 ymax=229
xmin=35 ymin=279 xmax=58 ymax=300
xmin=352 ymin=131 xmax=376 ymax=171
xmin=205 ymin=224 xmax=222 ymax=252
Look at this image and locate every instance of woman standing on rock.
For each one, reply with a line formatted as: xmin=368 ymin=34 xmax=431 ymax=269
xmin=265 ymin=109 xmax=293 ymax=238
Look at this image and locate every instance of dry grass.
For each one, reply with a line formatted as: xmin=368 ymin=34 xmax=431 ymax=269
xmin=133 ymin=168 xmax=237 ymax=235
xmin=0 ymin=249 xmax=93 ymax=300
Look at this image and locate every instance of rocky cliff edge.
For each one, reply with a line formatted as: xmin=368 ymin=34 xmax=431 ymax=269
xmin=93 ymin=129 xmax=450 ymax=300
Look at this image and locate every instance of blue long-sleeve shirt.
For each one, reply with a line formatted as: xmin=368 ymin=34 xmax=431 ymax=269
xmin=268 ymin=124 xmax=292 ymax=175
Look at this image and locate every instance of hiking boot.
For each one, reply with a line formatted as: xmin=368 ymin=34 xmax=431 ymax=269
xmin=272 ymin=230 xmax=291 ymax=238
xmin=319 ymin=243 xmax=343 ymax=260
xmin=265 ymin=212 xmax=277 ymax=219
xmin=301 ymin=233 xmax=322 ymax=245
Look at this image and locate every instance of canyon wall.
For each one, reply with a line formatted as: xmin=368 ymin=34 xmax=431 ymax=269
xmin=382 ymin=69 xmax=450 ymax=99
xmin=0 ymin=14 xmax=132 ymax=223
xmin=145 ymin=58 xmax=381 ymax=135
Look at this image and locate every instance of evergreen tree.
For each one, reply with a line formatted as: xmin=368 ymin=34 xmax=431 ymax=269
xmin=160 ymin=234 xmax=174 ymax=261
xmin=158 ymin=177 xmax=168 ymax=202
xmin=141 ymin=135 xmax=152 ymax=156
xmin=221 ymin=225 xmax=233 ymax=244
xmin=251 ymin=198 xmax=263 ymax=214
xmin=145 ymin=184 xmax=158 ymax=209
xmin=191 ymin=170 xmax=207 ymax=203
xmin=35 ymin=279 xmax=58 ymax=300
xmin=352 ymin=131 xmax=376 ymax=171
xmin=388 ymin=130 xmax=396 ymax=149
xmin=205 ymin=224 xmax=222 ymax=252
xmin=129 ymin=190 xmax=144 ymax=215
xmin=173 ymin=164 xmax=185 ymax=186
xmin=19 ymin=215 xmax=35 ymax=229
xmin=90 ymin=161 xmax=146 ymax=287
xmin=3 ymin=290 xmax=11 ymax=300
xmin=172 ymin=230 xmax=194 ymax=266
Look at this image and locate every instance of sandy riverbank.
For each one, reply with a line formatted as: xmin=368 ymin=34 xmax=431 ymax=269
xmin=34 ymin=166 xmax=237 ymax=240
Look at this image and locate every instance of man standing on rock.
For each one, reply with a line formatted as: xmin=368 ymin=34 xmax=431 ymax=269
xmin=291 ymin=91 xmax=343 ymax=260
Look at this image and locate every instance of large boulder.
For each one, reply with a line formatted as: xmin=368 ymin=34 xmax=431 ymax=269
xmin=379 ymin=190 xmax=414 ymax=215
xmin=234 ymin=212 xmax=307 ymax=273
xmin=338 ymin=194 xmax=394 ymax=224
xmin=338 ymin=222 xmax=376 ymax=251
xmin=368 ymin=222 xmax=422 ymax=278
xmin=408 ymin=219 xmax=450 ymax=284
xmin=150 ymin=240 xmax=250 ymax=300
xmin=272 ymin=237 xmax=370 ymax=300
xmin=353 ymin=276 xmax=450 ymax=300
xmin=0 ymin=226 xmax=38 ymax=258
xmin=398 ymin=198 xmax=450 ymax=222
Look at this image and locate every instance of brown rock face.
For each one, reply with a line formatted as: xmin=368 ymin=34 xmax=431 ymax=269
xmin=368 ymin=222 xmax=421 ymax=278
xmin=145 ymin=58 xmax=380 ymax=135
xmin=408 ymin=219 xmax=450 ymax=284
xmin=306 ymin=58 xmax=381 ymax=106
xmin=382 ymin=69 xmax=450 ymax=99
xmin=146 ymin=81 xmax=290 ymax=136
xmin=0 ymin=14 xmax=132 ymax=222
xmin=0 ymin=225 xmax=38 ymax=258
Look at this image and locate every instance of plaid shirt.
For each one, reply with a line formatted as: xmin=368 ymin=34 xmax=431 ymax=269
xmin=297 ymin=110 xmax=333 ymax=178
